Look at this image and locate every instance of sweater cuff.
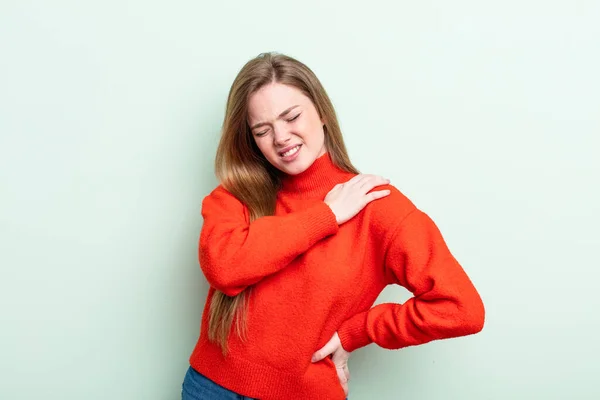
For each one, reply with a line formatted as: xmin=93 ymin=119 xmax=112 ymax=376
xmin=337 ymin=311 xmax=373 ymax=352
xmin=301 ymin=202 xmax=339 ymax=244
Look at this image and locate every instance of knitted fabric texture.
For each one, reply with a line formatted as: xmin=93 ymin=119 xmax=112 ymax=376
xmin=188 ymin=152 xmax=485 ymax=399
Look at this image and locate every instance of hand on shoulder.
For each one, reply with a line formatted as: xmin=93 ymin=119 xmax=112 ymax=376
xmin=324 ymin=174 xmax=391 ymax=225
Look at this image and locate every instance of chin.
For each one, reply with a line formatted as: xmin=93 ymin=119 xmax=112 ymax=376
xmin=274 ymin=155 xmax=313 ymax=176
xmin=283 ymin=165 xmax=306 ymax=175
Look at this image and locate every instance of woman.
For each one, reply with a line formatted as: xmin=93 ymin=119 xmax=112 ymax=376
xmin=182 ymin=52 xmax=485 ymax=400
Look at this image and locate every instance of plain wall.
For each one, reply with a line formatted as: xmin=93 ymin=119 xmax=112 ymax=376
xmin=1 ymin=0 xmax=598 ymax=399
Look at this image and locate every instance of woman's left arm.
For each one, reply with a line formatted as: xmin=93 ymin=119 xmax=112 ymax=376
xmin=336 ymin=208 xmax=485 ymax=352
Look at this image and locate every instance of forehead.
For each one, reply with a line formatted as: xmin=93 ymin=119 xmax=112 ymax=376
xmin=247 ymin=83 xmax=310 ymax=122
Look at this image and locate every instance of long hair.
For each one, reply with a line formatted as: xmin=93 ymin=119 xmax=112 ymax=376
xmin=208 ymin=52 xmax=359 ymax=355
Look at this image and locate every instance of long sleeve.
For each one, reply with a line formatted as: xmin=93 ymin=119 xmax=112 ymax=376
xmin=199 ymin=186 xmax=339 ymax=296
xmin=337 ymin=209 xmax=485 ymax=352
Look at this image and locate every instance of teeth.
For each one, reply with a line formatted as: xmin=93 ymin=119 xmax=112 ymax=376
xmin=282 ymin=145 xmax=300 ymax=157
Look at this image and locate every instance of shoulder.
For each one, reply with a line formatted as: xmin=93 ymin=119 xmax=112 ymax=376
xmin=203 ymin=184 xmax=235 ymax=203
xmin=201 ymin=185 xmax=247 ymax=218
xmin=369 ymin=184 xmax=417 ymax=218
xmin=205 ymin=184 xmax=233 ymax=199
xmin=365 ymin=184 xmax=418 ymax=238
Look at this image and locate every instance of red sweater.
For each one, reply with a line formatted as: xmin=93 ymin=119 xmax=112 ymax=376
xmin=189 ymin=152 xmax=484 ymax=399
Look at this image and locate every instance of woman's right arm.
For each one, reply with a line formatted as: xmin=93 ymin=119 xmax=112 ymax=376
xmin=200 ymin=175 xmax=391 ymax=296
xmin=199 ymin=186 xmax=338 ymax=296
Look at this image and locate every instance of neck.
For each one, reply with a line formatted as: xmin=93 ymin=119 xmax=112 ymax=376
xmin=279 ymin=152 xmax=351 ymax=199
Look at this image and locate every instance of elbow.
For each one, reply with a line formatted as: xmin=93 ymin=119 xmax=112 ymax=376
xmin=436 ymin=289 xmax=485 ymax=337
xmin=216 ymin=285 xmax=246 ymax=297
xmin=199 ymin=240 xmax=251 ymax=297
xmin=200 ymin=258 xmax=248 ymax=298
xmin=202 ymin=267 xmax=246 ymax=297
xmin=460 ymin=292 xmax=485 ymax=335
xmin=206 ymin=275 xmax=246 ymax=297
xmin=465 ymin=308 xmax=485 ymax=335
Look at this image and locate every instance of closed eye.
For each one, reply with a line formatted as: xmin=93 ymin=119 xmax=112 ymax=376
xmin=286 ymin=113 xmax=301 ymax=122
xmin=253 ymin=113 xmax=300 ymax=137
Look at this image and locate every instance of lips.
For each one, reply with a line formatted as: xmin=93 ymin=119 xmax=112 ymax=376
xmin=279 ymin=144 xmax=302 ymax=157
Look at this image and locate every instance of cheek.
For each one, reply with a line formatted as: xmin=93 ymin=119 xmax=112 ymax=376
xmin=305 ymin=122 xmax=325 ymax=144
xmin=254 ymin=138 xmax=275 ymax=158
xmin=298 ymin=120 xmax=321 ymax=141
xmin=306 ymin=114 xmax=325 ymax=140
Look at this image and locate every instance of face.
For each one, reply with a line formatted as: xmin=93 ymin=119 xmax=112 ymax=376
xmin=247 ymin=82 xmax=326 ymax=175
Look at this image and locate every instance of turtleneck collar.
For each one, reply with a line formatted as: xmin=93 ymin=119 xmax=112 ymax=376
xmin=279 ymin=152 xmax=353 ymax=200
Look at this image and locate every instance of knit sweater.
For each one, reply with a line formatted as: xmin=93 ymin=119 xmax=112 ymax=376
xmin=188 ymin=152 xmax=485 ymax=399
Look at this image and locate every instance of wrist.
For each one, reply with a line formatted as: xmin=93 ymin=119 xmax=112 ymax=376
xmin=324 ymin=202 xmax=339 ymax=224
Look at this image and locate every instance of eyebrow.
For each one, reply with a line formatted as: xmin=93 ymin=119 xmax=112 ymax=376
xmin=250 ymin=105 xmax=300 ymax=130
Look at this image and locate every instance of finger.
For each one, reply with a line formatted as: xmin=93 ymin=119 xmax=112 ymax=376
xmin=336 ymin=367 xmax=349 ymax=396
xmin=344 ymin=173 xmax=373 ymax=187
xmin=364 ymin=190 xmax=391 ymax=203
xmin=344 ymin=365 xmax=350 ymax=382
xmin=360 ymin=176 xmax=390 ymax=192
xmin=312 ymin=339 xmax=336 ymax=362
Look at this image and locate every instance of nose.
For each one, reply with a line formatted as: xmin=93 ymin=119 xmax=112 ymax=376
xmin=272 ymin=124 xmax=291 ymax=146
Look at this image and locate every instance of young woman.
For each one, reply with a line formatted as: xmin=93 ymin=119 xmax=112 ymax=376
xmin=182 ymin=52 xmax=485 ymax=400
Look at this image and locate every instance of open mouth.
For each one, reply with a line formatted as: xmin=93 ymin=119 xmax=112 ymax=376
xmin=280 ymin=145 xmax=301 ymax=158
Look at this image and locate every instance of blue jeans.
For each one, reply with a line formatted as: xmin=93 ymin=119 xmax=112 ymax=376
xmin=181 ymin=365 xmax=347 ymax=399
xmin=181 ymin=366 xmax=257 ymax=400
